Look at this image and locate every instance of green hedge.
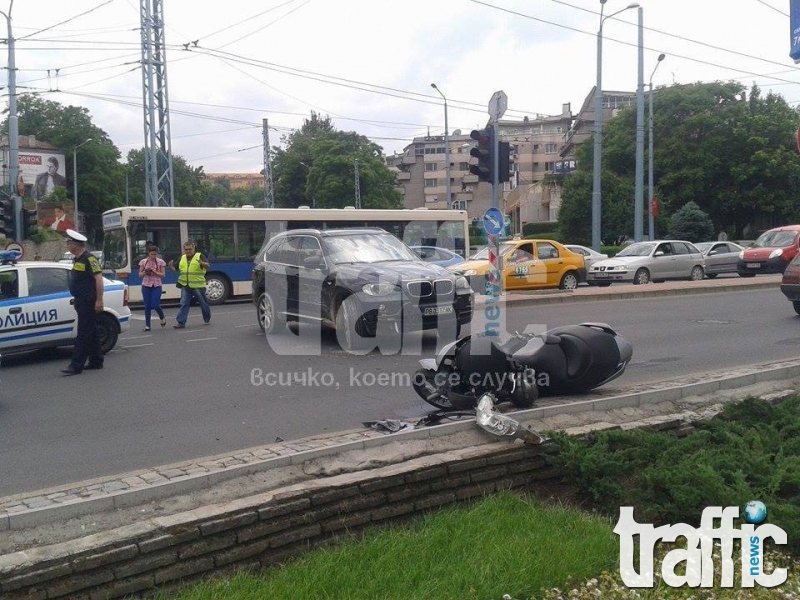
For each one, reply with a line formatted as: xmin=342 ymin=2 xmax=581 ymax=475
xmin=521 ymin=222 xmax=558 ymax=236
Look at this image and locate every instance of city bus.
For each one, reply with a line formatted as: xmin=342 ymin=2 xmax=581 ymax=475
xmin=101 ymin=206 xmax=470 ymax=304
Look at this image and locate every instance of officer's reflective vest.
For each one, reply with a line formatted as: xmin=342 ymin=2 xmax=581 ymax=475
xmin=178 ymin=253 xmax=206 ymax=288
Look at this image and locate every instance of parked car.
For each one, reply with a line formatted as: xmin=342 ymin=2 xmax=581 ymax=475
xmin=447 ymin=238 xmax=586 ymax=293
xmin=737 ymin=225 xmax=800 ymax=276
xmin=780 ymin=254 xmax=800 ymax=315
xmin=586 ymin=240 xmax=705 ymax=286
xmin=694 ymin=241 xmax=745 ymax=278
xmin=0 ymin=255 xmax=131 ymax=354
xmin=409 ymin=245 xmax=465 ymax=268
xmin=252 ymin=228 xmax=473 ymax=351
xmin=564 ymin=244 xmax=609 ymax=271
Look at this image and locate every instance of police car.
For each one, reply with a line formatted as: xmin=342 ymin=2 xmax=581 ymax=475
xmin=0 ymin=251 xmax=131 ymax=355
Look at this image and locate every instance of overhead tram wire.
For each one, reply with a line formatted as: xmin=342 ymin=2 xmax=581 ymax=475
xmin=468 ymin=0 xmax=800 ymax=85
xmin=548 ymin=0 xmax=797 ymax=73
xmin=18 ymin=0 xmax=117 ymax=41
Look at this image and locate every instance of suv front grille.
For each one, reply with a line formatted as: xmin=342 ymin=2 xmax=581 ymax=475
xmin=405 ymin=279 xmax=453 ymax=297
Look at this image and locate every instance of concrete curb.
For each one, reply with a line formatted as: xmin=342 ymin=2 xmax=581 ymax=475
xmin=3 ymin=356 xmax=800 ymax=531
xmin=474 ymin=277 xmax=781 ymax=308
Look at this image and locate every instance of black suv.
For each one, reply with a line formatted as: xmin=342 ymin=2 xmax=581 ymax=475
xmin=252 ymin=228 xmax=473 ymax=351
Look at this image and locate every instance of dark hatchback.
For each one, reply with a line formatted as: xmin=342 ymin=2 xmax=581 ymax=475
xmin=252 ymin=228 xmax=473 ymax=351
xmin=780 ymin=254 xmax=800 ymax=315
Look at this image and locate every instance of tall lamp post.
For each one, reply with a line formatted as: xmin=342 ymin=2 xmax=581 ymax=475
xmin=648 ymin=53 xmax=666 ymax=241
xmin=0 ymin=3 xmax=21 ymax=241
xmin=431 ymin=83 xmax=451 ymax=209
xmin=592 ymin=0 xmax=639 ymax=251
xmin=73 ymin=138 xmax=93 ymax=232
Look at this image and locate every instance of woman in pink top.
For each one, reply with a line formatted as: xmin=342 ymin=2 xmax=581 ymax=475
xmin=138 ymin=246 xmax=167 ymax=331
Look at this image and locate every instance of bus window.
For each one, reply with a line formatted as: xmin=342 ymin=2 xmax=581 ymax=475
xmin=287 ymin=220 xmax=324 ymax=231
xmin=130 ymin=220 xmax=181 ymax=264
xmin=188 ymin=222 xmax=235 ymax=261
xmin=236 ymin=221 xmax=266 ymax=261
xmin=365 ymin=221 xmax=402 ymax=238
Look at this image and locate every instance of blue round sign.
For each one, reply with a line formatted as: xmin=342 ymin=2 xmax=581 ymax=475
xmin=483 ymin=208 xmax=504 ymax=236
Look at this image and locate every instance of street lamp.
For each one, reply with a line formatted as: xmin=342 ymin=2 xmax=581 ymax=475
xmin=431 ymin=83 xmax=451 ymax=209
xmin=591 ymin=0 xmax=639 ymax=251
xmin=648 ymin=53 xmax=666 ymax=241
xmin=73 ymin=138 xmax=93 ymax=231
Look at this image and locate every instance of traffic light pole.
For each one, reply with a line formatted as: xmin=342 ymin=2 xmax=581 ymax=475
xmin=491 ymin=125 xmax=499 ymax=209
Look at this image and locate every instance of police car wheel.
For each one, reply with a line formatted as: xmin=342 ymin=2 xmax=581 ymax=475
xmin=96 ymin=313 xmax=119 ymax=354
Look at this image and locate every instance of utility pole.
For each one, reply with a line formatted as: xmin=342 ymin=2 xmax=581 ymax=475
xmin=1 ymin=4 xmax=21 ymax=240
xmin=262 ymin=118 xmax=274 ymax=208
xmin=140 ymin=0 xmax=174 ymax=206
xmin=634 ymin=6 xmax=645 ymax=242
xmin=354 ymin=159 xmax=361 ymax=209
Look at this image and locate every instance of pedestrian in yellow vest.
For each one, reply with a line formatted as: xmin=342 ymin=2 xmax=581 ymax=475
xmin=168 ymin=241 xmax=211 ymax=328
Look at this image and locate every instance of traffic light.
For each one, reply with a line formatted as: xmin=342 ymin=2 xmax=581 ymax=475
xmin=469 ymin=128 xmax=493 ymax=182
xmin=497 ymin=141 xmax=511 ymax=183
xmin=0 ymin=193 xmax=14 ymax=239
xmin=22 ymin=207 xmax=38 ymax=239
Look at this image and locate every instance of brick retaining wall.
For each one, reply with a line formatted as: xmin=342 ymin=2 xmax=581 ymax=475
xmin=0 ymin=415 xmax=701 ymax=600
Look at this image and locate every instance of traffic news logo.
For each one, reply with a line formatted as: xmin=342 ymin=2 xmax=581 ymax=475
xmin=614 ymin=502 xmax=788 ymax=589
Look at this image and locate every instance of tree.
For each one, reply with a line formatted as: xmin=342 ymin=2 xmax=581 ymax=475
xmin=669 ymin=201 xmax=714 ymax=242
xmin=124 ymin=149 xmax=208 ymax=207
xmin=272 ymin=112 xmax=402 ymax=209
xmin=4 ymin=95 xmax=125 ymax=236
xmin=558 ymin=82 xmax=800 ymax=243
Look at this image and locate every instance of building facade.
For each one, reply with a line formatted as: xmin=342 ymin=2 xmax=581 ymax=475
xmin=389 ymin=89 xmax=636 ymax=234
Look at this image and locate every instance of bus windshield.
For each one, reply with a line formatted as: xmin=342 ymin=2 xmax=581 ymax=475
xmin=103 ymin=228 xmax=128 ymax=270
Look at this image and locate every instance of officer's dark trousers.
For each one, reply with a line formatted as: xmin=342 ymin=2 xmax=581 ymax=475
xmin=70 ymin=303 xmax=103 ymax=371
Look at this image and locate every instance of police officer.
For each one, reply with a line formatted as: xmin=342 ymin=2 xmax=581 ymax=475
xmin=61 ymin=229 xmax=104 ymax=375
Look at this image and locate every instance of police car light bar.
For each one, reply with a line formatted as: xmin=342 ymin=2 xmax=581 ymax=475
xmin=0 ymin=249 xmax=22 ymax=264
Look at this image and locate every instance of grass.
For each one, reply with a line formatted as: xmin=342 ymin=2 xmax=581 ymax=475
xmin=158 ymin=492 xmax=618 ymax=600
xmin=160 ymin=397 xmax=800 ymax=599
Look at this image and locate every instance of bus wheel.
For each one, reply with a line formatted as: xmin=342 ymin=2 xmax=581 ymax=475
xmin=96 ymin=313 xmax=119 ymax=354
xmin=205 ymin=274 xmax=230 ymax=305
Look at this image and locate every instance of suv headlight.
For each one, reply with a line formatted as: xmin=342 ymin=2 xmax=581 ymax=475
xmin=769 ymin=248 xmax=784 ymax=259
xmin=455 ymin=276 xmax=471 ymax=291
xmin=738 ymin=251 xmax=745 ymax=259
xmin=362 ymin=283 xmax=398 ymax=296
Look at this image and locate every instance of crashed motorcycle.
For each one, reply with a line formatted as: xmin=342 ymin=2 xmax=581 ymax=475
xmin=412 ymin=322 xmax=633 ymax=411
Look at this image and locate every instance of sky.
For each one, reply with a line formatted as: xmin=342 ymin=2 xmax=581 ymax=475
xmin=2 ymin=0 xmax=798 ymax=174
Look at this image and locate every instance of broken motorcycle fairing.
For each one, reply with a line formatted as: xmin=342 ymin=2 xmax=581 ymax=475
xmin=412 ymin=322 xmax=633 ymax=411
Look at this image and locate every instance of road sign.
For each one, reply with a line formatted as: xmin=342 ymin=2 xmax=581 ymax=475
xmin=483 ymin=207 xmax=504 ymax=236
xmin=488 ymin=90 xmax=507 ymax=123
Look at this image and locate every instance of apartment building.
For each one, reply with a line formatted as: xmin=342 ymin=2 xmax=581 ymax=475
xmin=389 ymin=88 xmax=636 ymax=234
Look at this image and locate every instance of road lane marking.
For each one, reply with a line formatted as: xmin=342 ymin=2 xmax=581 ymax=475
xmin=235 ymin=324 xmax=257 ymax=328
xmin=186 ymin=337 xmax=218 ymax=342
xmin=122 ymin=335 xmax=153 ymax=340
xmin=122 ymin=343 xmax=155 ymax=348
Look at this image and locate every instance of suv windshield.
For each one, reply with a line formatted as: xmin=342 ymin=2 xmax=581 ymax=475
xmin=752 ymin=230 xmax=798 ymax=248
xmin=323 ymin=233 xmax=418 ymax=264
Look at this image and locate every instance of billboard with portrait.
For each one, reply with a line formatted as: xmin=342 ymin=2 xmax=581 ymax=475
xmin=16 ymin=151 xmax=68 ymax=201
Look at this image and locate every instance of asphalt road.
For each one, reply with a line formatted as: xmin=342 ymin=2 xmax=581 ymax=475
xmin=0 ymin=285 xmax=796 ymax=496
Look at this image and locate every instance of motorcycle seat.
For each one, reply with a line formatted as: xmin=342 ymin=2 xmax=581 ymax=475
xmin=558 ymin=333 xmax=592 ymax=379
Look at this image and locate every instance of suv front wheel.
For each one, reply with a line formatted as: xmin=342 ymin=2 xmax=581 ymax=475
xmin=335 ymin=296 xmax=370 ymax=354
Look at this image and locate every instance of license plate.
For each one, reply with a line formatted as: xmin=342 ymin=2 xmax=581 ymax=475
xmin=423 ymin=305 xmax=454 ymax=316
xmin=747 ymin=263 xmax=761 ymax=268
xmin=594 ymin=272 xmax=609 ymax=278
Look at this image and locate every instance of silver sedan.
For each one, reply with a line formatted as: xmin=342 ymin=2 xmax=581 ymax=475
xmin=694 ymin=241 xmax=744 ymax=278
xmin=587 ymin=240 xmax=706 ymax=286
xmin=564 ymin=244 xmax=609 ymax=271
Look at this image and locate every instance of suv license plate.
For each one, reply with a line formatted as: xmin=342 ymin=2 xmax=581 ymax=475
xmin=423 ymin=305 xmax=454 ymax=316
xmin=747 ymin=263 xmax=761 ymax=268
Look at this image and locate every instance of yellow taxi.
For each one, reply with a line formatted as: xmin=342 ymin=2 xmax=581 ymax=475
xmin=447 ymin=238 xmax=586 ymax=293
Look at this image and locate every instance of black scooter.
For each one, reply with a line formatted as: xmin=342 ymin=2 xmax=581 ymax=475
xmin=412 ymin=322 xmax=633 ymax=411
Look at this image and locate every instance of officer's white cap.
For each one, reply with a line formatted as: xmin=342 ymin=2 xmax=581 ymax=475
xmin=65 ymin=229 xmax=87 ymax=243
